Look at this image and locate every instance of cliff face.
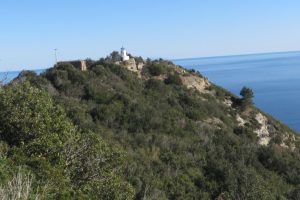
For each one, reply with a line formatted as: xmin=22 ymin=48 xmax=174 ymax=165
xmin=18 ymin=57 xmax=300 ymax=199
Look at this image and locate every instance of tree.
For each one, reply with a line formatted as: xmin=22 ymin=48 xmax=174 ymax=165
xmin=164 ymin=73 xmax=182 ymax=85
xmin=239 ymin=86 xmax=254 ymax=110
xmin=64 ymin=132 xmax=134 ymax=199
xmin=0 ymin=82 xmax=134 ymax=198
xmin=110 ymin=51 xmax=122 ymax=62
xmin=0 ymin=82 xmax=77 ymax=195
xmin=148 ymin=63 xmax=165 ymax=76
xmin=134 ymin=56 xmax=144 ymax=64
xmin=240 ymin=86 xmax=254 ymax=100
xmin=0 ymin=82 xmax=76 ymax=149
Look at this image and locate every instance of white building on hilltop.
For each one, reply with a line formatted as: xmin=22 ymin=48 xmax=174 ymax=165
xmin=120 ymin=47 xmax=130 ymax=61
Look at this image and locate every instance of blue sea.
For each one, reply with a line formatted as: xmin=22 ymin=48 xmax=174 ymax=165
xmin=174 ymin=51 xmax=300 ymax=133
xmin=0 ymin=69 xmax=46 ymax=84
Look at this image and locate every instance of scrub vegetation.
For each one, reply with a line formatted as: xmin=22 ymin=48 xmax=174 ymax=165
xmin=0 ymin=54 xmax=299 ymax=199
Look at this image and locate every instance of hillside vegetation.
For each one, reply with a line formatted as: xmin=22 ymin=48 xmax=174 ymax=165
xmin=0 ymin=53 xmax=300 ymax=199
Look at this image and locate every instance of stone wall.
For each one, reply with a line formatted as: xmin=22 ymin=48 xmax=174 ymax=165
xmin=57 ymin=60 xmax=87 ymax=71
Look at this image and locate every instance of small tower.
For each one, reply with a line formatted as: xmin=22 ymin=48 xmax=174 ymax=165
xmin=120 ymin=47 xmax=130 ymax=61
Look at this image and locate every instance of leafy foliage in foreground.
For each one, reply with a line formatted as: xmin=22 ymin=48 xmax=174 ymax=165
xmin=4 ymin=57 xmax=300 ymax=199
xmin=0 ymin=82 xmax=133 ymax=199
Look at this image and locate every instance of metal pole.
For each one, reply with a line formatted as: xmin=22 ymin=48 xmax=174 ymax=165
xmin=54 ymin=49 xmax=58 ymax=63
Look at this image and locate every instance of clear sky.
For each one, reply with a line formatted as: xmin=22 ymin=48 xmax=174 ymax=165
xmin=0 ymin=0 xmax=300 ymax=71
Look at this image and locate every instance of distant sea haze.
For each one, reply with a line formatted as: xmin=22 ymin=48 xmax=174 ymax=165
xmin=1 ymin=51 xmax=300 ymax=132
xmin=174 ymin=51 xmax=300 ymax=132
xmin=0 ymin=69 xmax=45 ymax=83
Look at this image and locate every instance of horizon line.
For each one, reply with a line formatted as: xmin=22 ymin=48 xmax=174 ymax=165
xmin=171 ymin=50 xmax=300 ymax=61
xmin=1 ymin=50 xmax=300 ymax=73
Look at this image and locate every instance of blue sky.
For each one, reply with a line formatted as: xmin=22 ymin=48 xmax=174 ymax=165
xmin=0 ymin=0 xmax=300 ymax=71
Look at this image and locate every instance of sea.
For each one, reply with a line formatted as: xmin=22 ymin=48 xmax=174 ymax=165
xmin=1 ymin=51 xmax=300 ymax=132
xmin=0 ymin=69 xmax=46 ymax=84
xmin=173 ymin=51 xmax=300 ymax=133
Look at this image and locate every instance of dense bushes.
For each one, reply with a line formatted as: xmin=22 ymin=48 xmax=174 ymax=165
xmin=15 ymin=58 xmax=300 ymax=199
xmin=0 ymin=82 xmax=134 ymax=199
xmin=147 ymin=63 xmax=166 ymax=76
xmin=164 ymin=73 xmax=182 ymax=85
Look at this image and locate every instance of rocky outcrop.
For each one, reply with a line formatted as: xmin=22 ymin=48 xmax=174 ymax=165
xmin=171 ymin=65 xmax=211 ymax=93
xmin=223 ymin=98 xmax=233 ymax=107
xmin=124 ymin=58 xmax=138 ymax=72
xmin=122 ymin=58 xmax=145 ymax=74
xmin=255 ymin=113 xmax=271 ymax=146
xmin=181 ymin=74 xmax=211 ymax=93
xmin=120 ymin=61 xmax=210 ymax=93
xmin=137 ymin=62 xmax=144 ymax=70
xmin=280 ymin=132 xmax=297 ymax=150
xmin=236 ymin=114 xmax=246 ymax=126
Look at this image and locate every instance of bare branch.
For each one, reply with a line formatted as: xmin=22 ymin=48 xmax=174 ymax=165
xmin=0 ymin=167 xmax=42 ymax=200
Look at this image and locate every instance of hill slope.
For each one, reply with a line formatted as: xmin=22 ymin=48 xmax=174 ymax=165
xmin=4 ymin=55 xmax=300 ymax=199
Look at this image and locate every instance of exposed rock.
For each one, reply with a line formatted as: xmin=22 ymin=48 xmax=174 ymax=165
xmin=124 ymin=58 xmax=138 ymax=72
xmin=121 ymin=58 xmax=145 ymax=76
xmin=280 ymin=132 xmax=297 ymax=150
xmin=173 ymin=66 xmax=187 ymax=74
xmin=57 ymin=60 xmax=87 ymax=71
xmin=181 ymin=74 xmax=211 ymax=93
xmin=223 ymin=98 xmax=233 ymax=107
xmin=205 ymin=117 xmax=224 ymax=126
xmin=121 ymin=61 xmax=211 ymax=94
xmin=236 ymin=114 xmax=246 ymax=126
xmin=173 ymin=65 xmax=211 ymax=93
xmin=255 ymin=113 xmax=271 ymax=146
xmin=151 ymin=74 xmax=167 ymax=81
xmin=137 ymin=62 xmax=144 ymax=70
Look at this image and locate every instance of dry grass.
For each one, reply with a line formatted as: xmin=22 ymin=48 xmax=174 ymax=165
xmin=0 ymin=168 xmax=40 ymax=200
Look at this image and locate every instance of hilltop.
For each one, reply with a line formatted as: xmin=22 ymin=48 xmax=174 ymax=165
xmin=0 ymin=51 xmax=300 ymax=199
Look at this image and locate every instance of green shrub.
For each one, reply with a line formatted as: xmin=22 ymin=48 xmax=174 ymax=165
xmin=19 ymin=58 xmax=300 ymax=199
xmin=240 ymin=86 xmax=254 ymax=110
xmin=148 ymin=63 xmax=166 ymax=76
xmin=0 ymin=82 xmax=134 ymax=198
xmin=164 ymin=73 xmax=182 ymax=85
